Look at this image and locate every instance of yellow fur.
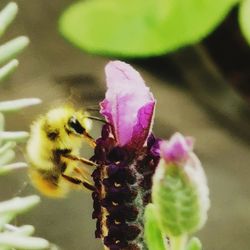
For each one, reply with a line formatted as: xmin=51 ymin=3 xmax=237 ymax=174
xmin=29 ymin=168 xmax=70 ymax=197
xmin=26 ymin=106 xmax=94 ymax=198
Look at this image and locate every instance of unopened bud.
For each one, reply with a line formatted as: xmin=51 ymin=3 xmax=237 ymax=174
xmin=152 ymin=133 xmax=210 ymax=236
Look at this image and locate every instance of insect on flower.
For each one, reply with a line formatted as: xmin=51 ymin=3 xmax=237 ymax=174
xmin=26 ymin=106 xmax=99 ymax=198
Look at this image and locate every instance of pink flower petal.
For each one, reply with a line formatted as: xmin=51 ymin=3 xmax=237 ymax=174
xmin=100 ymin=61 xmax=155 ymax=148
xmin=128 ymin=101 xmax=155 ymax=149
xmin=160 ymin=133 xmax=194 ymax=164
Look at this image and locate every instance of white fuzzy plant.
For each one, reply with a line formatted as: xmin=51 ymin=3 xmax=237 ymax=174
xmin=0 ymin=2 xmax=51 ymax=250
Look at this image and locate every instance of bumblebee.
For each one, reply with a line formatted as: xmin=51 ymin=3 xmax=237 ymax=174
xmin=26 ymin=106 xmax=97 ymax=198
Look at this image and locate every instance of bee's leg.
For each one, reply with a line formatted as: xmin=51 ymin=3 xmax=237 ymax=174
xmin=62 ymin=174 xmax=95 ymax=191
xmin=60 ymin=161 xmax=95 ymax=191
xmin=73 ymin=166 xmax=92 ymax=185
xmin=82 ymin=131 xmax=96 ymax=148
xmin=63 ymin=154 xmax=98 ymax=167
xmin=55 ymin=150 xmax=97 ymax=166
xmin=74 ymin=165 xmax=90 ymax=176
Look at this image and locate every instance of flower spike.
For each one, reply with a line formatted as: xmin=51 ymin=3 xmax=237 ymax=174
xmin=92 ymin=61 xmax=159 ymax=249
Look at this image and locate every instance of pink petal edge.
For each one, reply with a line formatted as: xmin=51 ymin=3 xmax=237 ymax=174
xmin=160 ymin=133 xmax=194 ymax=164
xmin=129 ymin=101 xmax=155 ymax=149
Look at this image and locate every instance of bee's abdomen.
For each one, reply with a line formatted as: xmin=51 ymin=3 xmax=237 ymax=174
xmin=29 ymin=168 xmax=69 ymax=198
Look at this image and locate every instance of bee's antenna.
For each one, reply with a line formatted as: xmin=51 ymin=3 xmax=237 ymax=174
xmin=86 ymin=106 xmax=100 ymax=112
xmin=86 ymin=116 xmax=107 ymax=124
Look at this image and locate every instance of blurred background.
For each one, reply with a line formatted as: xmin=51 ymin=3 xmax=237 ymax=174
xmin=0 ymin=0 xmax=250 ymax=249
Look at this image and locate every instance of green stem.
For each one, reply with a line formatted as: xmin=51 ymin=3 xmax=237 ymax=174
xmin=170 ymin=235 xmax=188 ymax=250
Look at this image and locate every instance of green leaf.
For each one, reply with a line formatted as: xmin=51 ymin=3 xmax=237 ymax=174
xmin=0 ymin=60 xmax=19 ymax=82
xmin=3 ymin=224 xmax=35 ymax=236
xmin=0 ymin=196 xmax=40 ymax=215
xmin=239 ymin=0 xmax=250 ymax=44
xmin=0 ymin=113 xmax=4 ymax=131
xmin=0 ymin=141 xmax=16 ymax=155
xmin=59 ymin=0 xmax=239 ymax=57
xmin=0 ymin=234 xmax=50 ymax=250
xmin=186 ymin=237 xmax=202 ymax=250
xmin=0 ymin=36 xmax=29 ymax=65
xmin=0 ymin=162 xmax=27 ymax=175
xmin=0 ymin=149 xmax=15 ymax=166
xmin=0 ymin=214 xmax=13 ymax=230
xmin=0 ymin=2 xmax=18 ymax=37
xmin=144 ymin=204 xmax=168 ymax=250
xmin=0 ymin=131 xmax=29 ymax=142
xmin=0 ymin=98 xmax=41 ymax=112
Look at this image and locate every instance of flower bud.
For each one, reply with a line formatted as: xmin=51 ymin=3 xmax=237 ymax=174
xmin=152 ymin=133 xmax=210 ymax=236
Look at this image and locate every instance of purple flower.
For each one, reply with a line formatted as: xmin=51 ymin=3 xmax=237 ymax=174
xmin=100 ymin=60 xmax=155 ymax=150
xmin=90 ymin=62 xmax=210 ymax=249
xmin=92 ymin=61 xmax=159 ymax=250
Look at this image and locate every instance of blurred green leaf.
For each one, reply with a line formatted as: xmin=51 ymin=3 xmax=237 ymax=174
xmin=0 ymin=131 xmax=29 ymax=142
xmin=0 ymin=149 xmax=15 ymax=166
xmin=0 ymin=113 xmax=4 ymax=131
xmin=186 ymin=237 xmax=202 ymax=250
xmin=0 ymin=196 xmax=40 ymax=215
xmin=4 ymin=224 xmax=35 ymax=236
xmin=0 ymin=2 xmax=53 ymax=249
xmin=59 ymin=0 xmax=239 ymax=57
xmin=239 ymin=0 xmax=250 ymax=44
xmin=0 ymin=2 xmax=18 ymax=37
xmin=0 ymin=234 xmax=50 ymax=250
xmin=0 ymin=214 xmax=13 ymax=230
xmin=0 ymin=60 xmax=19 ymax=82
xmin=0 ymin=162 xmax=27 ymax=175
xmin=0 ymin=141 xmax=16 ymax=155
xmin=0 ymin=36 xmax=29 ymax=65
xmin=144 ymin=204 xmax=168 ymax=250
xmin=0 ymin=98 xmax=41 ymax=112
